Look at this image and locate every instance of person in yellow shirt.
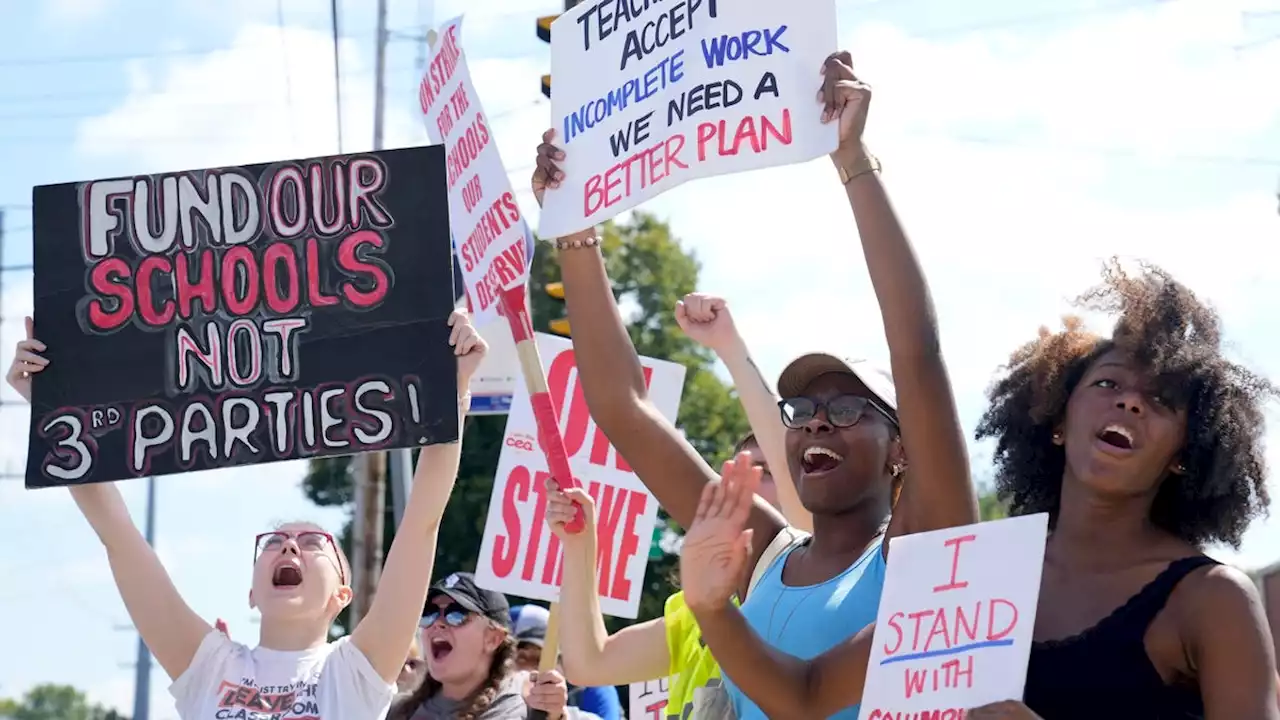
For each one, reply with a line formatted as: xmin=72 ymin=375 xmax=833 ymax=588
xmin=543 ymin=294 xmax=813 ymax=720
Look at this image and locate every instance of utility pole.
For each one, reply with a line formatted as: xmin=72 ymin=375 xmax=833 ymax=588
xmin=132 ymin=477 xmax=156 ymax=720
xmin=350 ymin=0 xmax=391 ymax=628
xmin=372 ymin=0 xmax=388 ymax=152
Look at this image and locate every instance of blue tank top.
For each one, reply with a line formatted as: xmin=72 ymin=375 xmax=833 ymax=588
xmin=726 ymin=536 xmax=887 ymax=720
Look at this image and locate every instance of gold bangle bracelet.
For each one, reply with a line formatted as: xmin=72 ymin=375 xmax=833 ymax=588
xmin=837 ymin=155 xmax=882 ymax=184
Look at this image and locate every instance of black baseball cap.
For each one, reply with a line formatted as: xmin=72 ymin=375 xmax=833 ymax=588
xmin=425 ymin=572 xmax=511 ymax=629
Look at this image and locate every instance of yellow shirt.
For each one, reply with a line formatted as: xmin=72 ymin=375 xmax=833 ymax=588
xmin=664 ymin=591 xmax=727 ymax=719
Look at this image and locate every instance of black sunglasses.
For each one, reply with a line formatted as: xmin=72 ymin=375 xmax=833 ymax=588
xmin=778 ymin=394 xmax=896 ymax=429
xmin=421 ymin=603 xmax=473 ymax=628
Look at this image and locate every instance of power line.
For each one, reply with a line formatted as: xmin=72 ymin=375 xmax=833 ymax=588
xmin=0 ymin=23 xmax=422 ymax=68
xmin=0 ymin=98 xmax=545 ymax=147
xmin=0 ymin=62 xmax=414 ymax=105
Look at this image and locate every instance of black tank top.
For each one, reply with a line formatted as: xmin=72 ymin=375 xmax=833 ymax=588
xmin=1024 ymin=555 xmax=1219 ymax=719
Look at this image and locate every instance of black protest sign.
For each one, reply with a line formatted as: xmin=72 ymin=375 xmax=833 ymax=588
xmin=26 ymin=146 xmax=458 ymax=489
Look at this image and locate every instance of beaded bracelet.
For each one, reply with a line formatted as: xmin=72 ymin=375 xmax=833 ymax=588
xmin=554 ymin=233 xmax=602 ymax=251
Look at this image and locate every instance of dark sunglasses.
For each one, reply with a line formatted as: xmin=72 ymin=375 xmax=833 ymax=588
xmin=421 ymin=603 xmax=473 ymax=628
xmin=778 ymin=394 xmax=896 ymax=430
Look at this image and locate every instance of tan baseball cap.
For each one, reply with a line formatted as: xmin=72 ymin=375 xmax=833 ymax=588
xmin=776 ymin=353 xmax=897 ymax=423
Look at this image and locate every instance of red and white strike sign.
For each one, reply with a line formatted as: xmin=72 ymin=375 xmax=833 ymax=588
xmin=475 ymin=333 xmax=685 ymax=618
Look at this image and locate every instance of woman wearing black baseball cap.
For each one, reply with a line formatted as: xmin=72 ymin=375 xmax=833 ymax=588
xmin=390 ymin=572 xmax=579 ymax=720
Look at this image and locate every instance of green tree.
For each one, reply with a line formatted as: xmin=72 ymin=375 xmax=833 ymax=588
xmin=978 ymin=485 xmax=1009 ymax=522
xmin=301 ymin=211 xmax=749 ymax=636
xmin=0 ymin=684 xmax=128 ymax=720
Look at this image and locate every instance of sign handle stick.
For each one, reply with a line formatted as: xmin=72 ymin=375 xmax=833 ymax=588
xmin=499 ymin=285 xmax=586 ymax=532
xmin=499 ymin=285 xmax=583 ymax=720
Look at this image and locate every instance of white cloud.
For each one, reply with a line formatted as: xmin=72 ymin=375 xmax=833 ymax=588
xmin=75 ymin=23 xmax=427 ymax=169
xmin=41 ymin=0 xmax=111 ymax=23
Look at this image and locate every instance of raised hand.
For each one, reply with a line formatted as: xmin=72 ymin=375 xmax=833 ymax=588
xmin=6 ymin=316 xmax=48 ymax=403
xmin=545 ymin=477 xmax=595 ymax=544
xmin=532 ymin=128 xmax=565 ymax=207
xmin=675 ymin=293 xmax=740 ymax=354
xmin=819 ymin=51 xmax=871 ymax=154
xmin=681 ymin=452 xmax=760 ymax=613
xmin=524 ymin=669 xmax=569 ymax=720
xmin=449 ymin=309 xmax=488 ymax=390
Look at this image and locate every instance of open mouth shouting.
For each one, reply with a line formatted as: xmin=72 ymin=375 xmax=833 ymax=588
xmin=271 ymin=559 xmax=304 ymax=589
xmin=428 ymin=637 xmax=454 ymax=663
xmin=800 ymin=445 xmax=845 ymax=477
xmin=1094 ymin=422 xmax=1138 ymax=456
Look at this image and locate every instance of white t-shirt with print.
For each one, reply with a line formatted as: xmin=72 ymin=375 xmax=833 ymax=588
xmin=170 ymin=629 xmax=397 ymax=720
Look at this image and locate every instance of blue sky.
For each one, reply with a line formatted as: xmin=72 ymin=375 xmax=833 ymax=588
xmin=2 ymin=0 xmax=1279 ymax=715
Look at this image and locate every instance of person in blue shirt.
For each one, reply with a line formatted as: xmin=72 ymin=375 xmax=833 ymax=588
xmin=528 ymin=48 xmax=980 ymax=720
xmin=510 ymin=604 xmax=621 ymax=720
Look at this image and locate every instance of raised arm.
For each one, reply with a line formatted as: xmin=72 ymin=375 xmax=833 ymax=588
xmin=822 ymin=53 xmax=977 ymax=543
xmin=349 ymin=310 xmax=485 ymax=683
xmin=7 ymin=317 xmax=211 ymax=680
xmin=71 ymin=482 xmax=212 ymax=680
xmin=545 ymin=480 xmax=670 ymax=686
xmin=681 ymin=452 xmax=872 ymax=717
xmin=675 ymin=293 xmax=810 ymax=530
xmin=532 ymin=131 xmax=786 ymax=562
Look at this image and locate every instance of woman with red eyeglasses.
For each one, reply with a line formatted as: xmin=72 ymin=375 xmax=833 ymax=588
xmin=7 ymin=310 xmax=487 ymax=720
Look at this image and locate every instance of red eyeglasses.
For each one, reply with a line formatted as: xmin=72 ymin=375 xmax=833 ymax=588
xmin=254 ymin=531 xmax=345 ymax=584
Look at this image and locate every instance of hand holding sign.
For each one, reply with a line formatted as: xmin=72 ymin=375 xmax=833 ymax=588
xmin=450 ymin=309 xmax=489 ymax=388
xmin=681 ymin=452 xmax=759 ymax=613
xmin=532 ymin=129 xmax=566 ymax=207
xmin=6 ymin=316 xmax=47 ymax=403
xmin=523 ymin=669 xmax=570 ymax=720
xmin=675 ymin=293 xmax=738 ymax=355
xmin=820 ymin=52 xmax=872 ymax=155
xmin=545 ymin=478 xmax=597 ymax=543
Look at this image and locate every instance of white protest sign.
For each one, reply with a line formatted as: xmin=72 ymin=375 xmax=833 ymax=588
xmin=537 ymin=0 xmax=839 ymax=238
xmin=858 ymin=514 xmax=1049 ymax=720
xmin=475 ymin=333 xmax=685 ymax=618
xmin=420 ymin=16 xmax=531 ymax=324
xmin=629 ymin=677 xmax=671 ymax=720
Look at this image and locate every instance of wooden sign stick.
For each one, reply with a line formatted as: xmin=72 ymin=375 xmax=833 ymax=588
xmin=500 ymin=284 xmax=585 ymax=719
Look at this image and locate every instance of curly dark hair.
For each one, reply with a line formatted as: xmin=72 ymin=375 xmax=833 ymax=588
xmin=388 ymin=631 xmax=518 ymax=720
xmin=974 ymin=259 xmax=1275 ymax=548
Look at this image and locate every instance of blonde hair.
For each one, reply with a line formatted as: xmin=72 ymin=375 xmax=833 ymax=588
xmin=407 ymin=632 xmax=423 ymax=659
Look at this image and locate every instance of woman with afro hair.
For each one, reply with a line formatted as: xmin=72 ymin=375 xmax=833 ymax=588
xmin=673 ymin=259 xmax=1280 ymax=719
xmin=965 ymin=259 xmax=1278 ymax=718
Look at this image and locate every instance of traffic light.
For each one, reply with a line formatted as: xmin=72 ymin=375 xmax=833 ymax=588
xmin=546 ymin=281 xmax=570 ymax=336
xmin=537 ymin=14 xmax=558 ymax=98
